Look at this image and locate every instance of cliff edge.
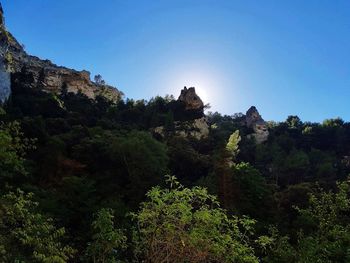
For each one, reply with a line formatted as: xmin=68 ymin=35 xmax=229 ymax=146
xmin=0 ymin=4 xmax=123 ymax=102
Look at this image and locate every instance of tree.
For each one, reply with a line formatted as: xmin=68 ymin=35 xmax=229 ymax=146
xmin=217 ymin=130 xmax=242 ymax=208
xmin=265 ymin=179 xmax=350 ymax=263
xmin=86 ymin=208 xmax=126 ymax=263
xmin=0 ymin=121 xmax=34 ymax=187
xmin=167 ymin=136 xmax=211 ymax=184
xmin=72 ymin=130 xmax=169 ymax=208
xmin=94 ymin=74 xmax=106 ymax=85
xmin=164 ymin=111 xmax=175 ymax=131
xmin=262 ymin=228 xmax=297 ymax=263
xmin=286 ymin=115 xmax=302 ymax=129
xmin=131 ymin=176 xmax=260 ymax=263
xmin=229 ymin=163 xmax=275 ymax=221
xmin=295 ymin=179 xmax=350 ymax=262
xmin=281 ymin=150 xmax=310 ymax=185
xmin=0 ymin=189 xmax=75 ymax=262
xmin=226 ymin=130 xmax=241 ymax=160
xmin=322 ymin=118 xmax=344 ymax=127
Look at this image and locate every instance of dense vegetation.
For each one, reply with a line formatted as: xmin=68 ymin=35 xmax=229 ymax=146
xmin=1 ymin=74 xmax=350 ymax=262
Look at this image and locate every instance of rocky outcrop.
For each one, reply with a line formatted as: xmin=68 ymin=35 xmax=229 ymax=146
xmin=174 ymin=87 xmax=208 ymax=139
xmin=178 ymin=87 xmax=204 ymax=111
xmin=0 ymin=4 xmax=122 ymax=102
xmin=246 ymin=106 xmax=263 ymax=128
xmin=154 ymin=88 xmax=209 ymax=140
xmin=0 ymin=51 xmax=10 ymax=100
xmin=154 ymin=117 xmax=209 ymax=140
xmin=175 ymin=117 xmax=209 ymax=139
xmin=246 ymin=106 xmax=269 ymax=144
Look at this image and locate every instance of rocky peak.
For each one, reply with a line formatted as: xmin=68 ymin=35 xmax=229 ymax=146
xmin=0 ymin=5 xmax=123 ymax=102
xmin=245 ymin=106 xmax=269 ymax=144
xmin=246 ymin=106 xmax=264 ymax=128
xmin=178 ymin=86 xmax=204 ymax=110
xmin=153 ymin=87 xmax=208 ymax=140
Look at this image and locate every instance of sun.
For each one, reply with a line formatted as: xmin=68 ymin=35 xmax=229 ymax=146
xmin=167 ymin=74 xmax=213 ymax=104
xmin=162 ymin=64 xmax=228 ymax=111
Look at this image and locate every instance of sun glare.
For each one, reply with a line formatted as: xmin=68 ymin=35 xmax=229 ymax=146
xmin=165 ymin=69 xmax=222 ymax=107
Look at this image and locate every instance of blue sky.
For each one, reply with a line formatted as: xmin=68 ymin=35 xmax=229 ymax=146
xmin=3 ymin=0 xmax=350 ymax=122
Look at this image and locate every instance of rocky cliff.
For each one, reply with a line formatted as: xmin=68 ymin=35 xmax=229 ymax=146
xmin=0 ymin=4 xmax=10 ymax=101
xmin=0 ymin=4 xmax=123 ymax=102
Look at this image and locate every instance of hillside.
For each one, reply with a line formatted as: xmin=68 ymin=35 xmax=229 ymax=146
xmin=1 ymin=3 xmax=350 ymax=263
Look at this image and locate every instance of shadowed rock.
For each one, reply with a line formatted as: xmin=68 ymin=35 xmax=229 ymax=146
xmin=246 ymin=106 xmax=265 ymax=128
xmin=178 ymin=86 xmax=204 ymax=110
xmin=153 ymin=87 xmax=208 ymax=140
xmin=246 ymin=106 xmax=269 ymax=143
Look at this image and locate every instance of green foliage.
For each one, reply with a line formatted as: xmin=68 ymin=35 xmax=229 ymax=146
xmin=322 ymin=118 xmax=344 ymax=127
xmin=0 ymin=189 xmax=75 ymax=262
xmin=167 ymin=136 xmax=211 ymax=184
xmin=0 ymin=121 xmax=34 ymax=185
xmin=262 ymin=228 xmax=297 ymax=263
xmin=230 ymin=163 xmax=275 ymax=221
xmin=286 ymin=115 xmax=302 ymax=129
xmin=266 ymin=179 xmax=350 ymax=262
xmin=295 ymin=179 xmax=350 ymax=262
xmin=281 ymin=150 xmax=310 ymax=185
xmin=226 ymin=130 xmax=241 ymax=159
xmin=4 ymin=72 xmax=350 ymax=262
xmin=86 ymin=208 xmax=126 ymax=263
xmin=73 ymin=130 xmax=168 ymax=207
xmin=164 ymin=111 xmax=175 ymax=131
xmin=131 ymin=176 xmax=259 ymax=263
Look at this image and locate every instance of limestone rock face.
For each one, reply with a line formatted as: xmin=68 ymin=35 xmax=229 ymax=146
xmin=0 ymin=5 xmax=123 ymax=102
xmin=178 ymin=87 xmax=204 ymax=110
xmin=154 ymin=117 xmax=209 ymax=140
xmin=154 ymin=88 xmax=208 ymax=140
xmin=0 ymin=54 xmax=10 ymax=100
xmin=176 ymin=117 xmax=209 ymax=139
xmin=246 ymin=106 xmax=269 ymax=144
xmin=0 ymin=4 xmax=10 ymax=101
xmin=246 ymin=106 xmax=264 ymax=128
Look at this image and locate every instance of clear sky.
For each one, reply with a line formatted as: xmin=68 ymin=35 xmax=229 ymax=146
xmin=2 ymin=0 xmax=350 ymax=122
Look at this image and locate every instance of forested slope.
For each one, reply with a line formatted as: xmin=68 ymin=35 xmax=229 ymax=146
xmin=1 ymin=3 xmax=350 ymax=262
xmin=1 ymin=82 xmax=350 ymax=262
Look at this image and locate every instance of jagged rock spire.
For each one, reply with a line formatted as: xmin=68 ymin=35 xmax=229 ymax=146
xmin=246 ymin=106 xmax=265 ymax=128
xmin=245 ymin=106 xmax=269 ymax=144
xmin=178 ymin=86 xmax=204 ymax=110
